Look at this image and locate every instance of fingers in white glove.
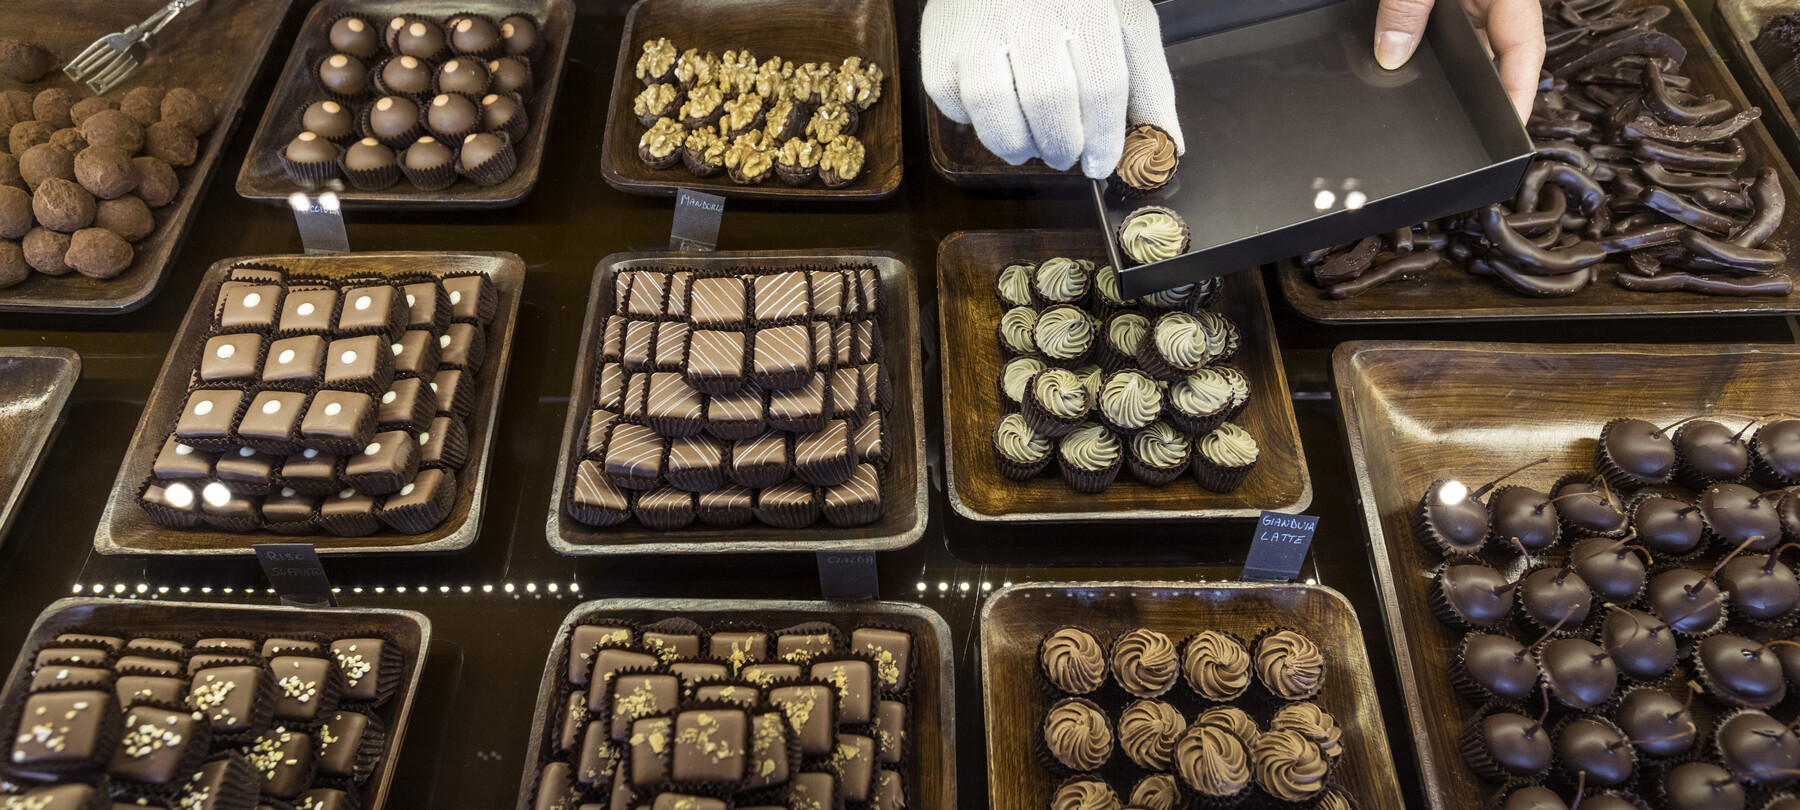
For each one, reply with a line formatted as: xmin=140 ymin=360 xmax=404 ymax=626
xmin=1117 ymin=0 xmax=1185 ymax=155
xmin=919 ymin=0 xmax=970 ymax=124
xmin=959 ymin=48 xmax=1036 ymax=166
xmin=1010 ymin=30 xmax=1088 ymax=171
xmin=1373 ymin=0 xmax=1434 ymax=70
xmin=1067 ymin=2 xmax=1129 ymax=178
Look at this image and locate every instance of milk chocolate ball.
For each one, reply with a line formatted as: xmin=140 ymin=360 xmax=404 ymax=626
xmin=481 ymin=93 xmax=520 ymax=132
xmin=500 ymin=15 xmax=539 ymax=56
xmin=395 ymin=19 xmax=445 ymax=59
xmin=80 ymin=110 xmax=144 ymax=153
xmin=0 ymin=185 xmax=33 ymax=239
xmin=74 ymin=146 xmax=136 ymax=199
xmin=68 ymin=96 xmax=118 ymax=128
xmin=344 ymin=138 xmax=395 ymax=171
xmin=94 ymin=196 xmax=153 ymax=242
xmin=426 ymin=93 xmax=477 ymax=137
xmin=0 ymin=152 xmax=21 ymax=190
xmin=31 ymin=88 xmax=76 ymax=129
xmin=48 ymin=127 xmax=86 ymax=155
xmin=284 ymin=131 xmax=337 ymax=165
xmin=67 ymin=227 xmax=131 ymax=278
xmin=10 ymin=120 xmax=54 ymax=156
xmin=318 ymin=53 xmax=369 ymax=97
xmin=380 ymin=56 xmax=431 ymax=95
xmin=404 ymin=136 xmax=452 ymax=170
xmin=301 ymin=100 xmax=354 ymax=140
xmin=144 ymin=120 xmax=198 ymax=167
xmin=119 ymin=86 xmax=163 ymax=127
xmin=0 ymin=240 xmax=26 ymax=288
xmin=132 ymin=157 xmax=179 ymax=207
xmin=32 ymin=177 xmax=95 ymax=232
xmin=0 ymin=39 xmax=53 ymax=83
xmin=436 ymin=59 xmax=488 ymax=95
xmin=329 ymin=16 xmax=380 ymax=59
xmin=488 ymin=57 xmax=530 ymax=97
xmin=367 ymin=96 xmax=419 ymax=142
xmin=18 ymin=143 xmax=72 ymax=190
xmin=450 ymin=16 xmax=500 ymax=55
xmin=21 ymin=227 xmax=70 ymax=275
xmin=459 ymin=132 xmax=506 ymax=171
xmin=160 ymin=88 xmax=213 ymax=136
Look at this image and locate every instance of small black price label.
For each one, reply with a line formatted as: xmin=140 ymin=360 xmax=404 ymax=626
xmin=1241 ymin=511 xmax=1320 ymax=582
xmin=669 ymin=188 xmax=726 ymax=252
xmin=817 ymin=552 xmax=879 ymax=600
xmin=254 ymin=543 xmax=337 ymax=607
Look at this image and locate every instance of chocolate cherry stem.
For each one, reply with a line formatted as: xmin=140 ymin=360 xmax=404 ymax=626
xmin=1625 ymin=544 xmax=1654 ymax=566
xmin=1472 ymin=456 xmax=1553 ymax=499
xmin=1524 ymin=690 xmax=1551 ymax=738
xmin=1751 ymin=639 xmax=1800 ymax=659
xmin=1657 ymin=414 xmax=1710 ymax=436
xmin=1731 ymin=418 xmax=1759 ymax=444
xmin=1615 ymin=723 xmax=1697 ymax=750
xmin=1667 ymin=682 xmax=1698 ymax=721
xmin=1572 ymin=532 xmax=1639 ymax=569
xmin=1694 ymin=537 xmax=1762 ymax=593
xmin=1569 ymin=771 xmax=1586 ymax=810
xmin=1764 ymin=543 xmax=1800 ymax=574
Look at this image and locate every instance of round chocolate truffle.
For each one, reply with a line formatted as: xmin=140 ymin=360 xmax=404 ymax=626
xmin=404 ymin=136 xmax=453 ymax=170
xmin=426 ymin=93 xmax=478 ymax=137
xmin=0 ymin=153 xmax=22 ymax=190
xmin=32 ymin=88 xmax=77 ymax=129
xmin=1615 ymin=686 xmax=1697 ymax=758
xmin=450 ymin=15 xmax=501 ymax=55
xmin=144 ymin=120 xmax=198 ymax=167
xmin=500 ymin=15 xmax=539 ymax=56
xmin=329 ymin=16 xmax=380 ymax=59
xmin=436 ymin=59 xmax=489 ymax=95
xmin=480 ymin=93 xmax=520 ymax=132
xmin=488 ymin=56 xmax=531 ymax=96
xmin=131 ymin=157 xmax=179 ymax=208
xmin=396 ymin=19 xmax=446 ymax=59
xmin=48 ymin=127 xmax=86 ymax=155
xmin=0 ymin=185 xmax=32 ymax=239
xmin=18 ymin=143 xmax=73 ymax=190
xmin=79 ymin=109 xmax=144 ymax=153
xmin=73 ymin=145 xmax=136 ymax=199
xmin=0 ymin=39 xmax=54 ymax=83
xmin=344 ymin=138 xmax=395 ymax=171
xmin=10 ymin=120 xmax=55 ymax=156
xmin=380 ymin=56 xmax=432 ymax=95
xmin=67 ymin=96 xmax=117 ymax=128
xmin=160 ymin=88 xmax=214 ymax=136
xmin=318 ymin=53 xmax=368 ymax=97
xmin=94 ymin=196 xmax=154 ymax=242
xmin=21 ymin=227 xmax=70 ymax=275
xmin=302 ymin=100 xmax=354 ymax=141
xmin=0 ymin=240 xmax=25 ymax=288
xmin=367 ymin=96 xmax=420 ymax=142
xmin=119 ymin=86 xmax=163 ymax=127
xmin=1 ymin=90 xmax=33 ymax=124
xmin=31 ymin=177 xmax=95 ymax=233
xmin=66 ymin=227 xmax=131 ymax=278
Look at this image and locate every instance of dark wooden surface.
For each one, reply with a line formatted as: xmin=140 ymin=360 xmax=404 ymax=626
xmin=515 ymin=598 xmax=955 ymax=810
xmin=1715 ymin=1 xmax=1800 ymax=189
xmin=597 ymin=0 xmax=903 ymax=200
xmin=937 ymin=230 xmax=1312 ymax=521
xmin=980 ymin=581 xmax=1403 ymax=810
xmin=925 ymin=110 xmax=1082 ymax=189
xmin=0 ymin=348 xmax=80 ymax=547
xmin=1332 ymin=340 xmax=1800 ymax=810
xmin=0 ymin=598 xmax=430 ymax=810
xmin=93 ymin=251 xmax=525 ymax=555
xmin=1276 ymin=0 xmax=1800 ymax=322
xmin=0 ymin=0 xmax=293 ymax=314
xmin=545 ymin=249 xmax=927 ymax=554
xmin=234 ymin=0 xmax=577 ymax=210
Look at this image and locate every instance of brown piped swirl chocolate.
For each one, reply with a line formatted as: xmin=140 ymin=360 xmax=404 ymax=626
xmin=1043 ymin=697 xmax=1113 ymax=771
xmin=1039 ymin=627 xmax=1106 ymax=695
xmin=1251 ymin=728 xmax=1331 ymax=802
xmin=1110 ymin=628 xmax=1178 ymax=698
xmin=1269 ymin=701 xmax=1343 ymax=760
xmin=1129 ymin=773 xmax=1180 ymax=810
xmin=1182 ymin=630 xmax=1251 ymax=701
xmin=1255 ymin=629 xmax=1325 ymax=700
xmin=1117 ymin=699 xmax=1185 ymax=770
xmin=1051 ymin=777 xmax=1122 ymax=810
xmin=1196 ymin=705 xmax=1260 ymax=747
xmin=1116 ymin=123 xmax=1177 ymax=191
xmin=1174 ymin=724 xmax=1250 ymax=798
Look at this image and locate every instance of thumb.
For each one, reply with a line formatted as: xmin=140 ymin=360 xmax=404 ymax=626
xmin=1374 ymin=0 xmax=1434 ymax=70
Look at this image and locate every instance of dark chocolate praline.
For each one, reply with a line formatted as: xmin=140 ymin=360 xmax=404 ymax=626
xmin=1647 ymin=568 xmax=1727 ymax=636
xmin=1599 ymin=417 xmax=1678 ymax=488
xmin=1489 ymin=486 xmax=1561 ymax=554
xmin=1719 ymin=553 xmax=1800 ymax=622
xmin=1703 ymin=483 xmax=1783 ymax=553
xmin=1697 ymin=635 xmax=1787 ymax=709
xmin=1614 ymin=686 xmax=1697 ymax=758
xmin=1601 ymin=607 xmax=1678 ymax=682
xmin=1458 ymin=633 xmax=1539 ymax=703
xmin=1538 ymin=637 xmax=1618 ymax=711
xmin=1715 ymin=709 xmax=1800 ymax=787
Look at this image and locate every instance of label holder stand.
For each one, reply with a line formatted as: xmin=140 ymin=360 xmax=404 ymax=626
xmin=289 ymin=191 xmax=350 ymax=255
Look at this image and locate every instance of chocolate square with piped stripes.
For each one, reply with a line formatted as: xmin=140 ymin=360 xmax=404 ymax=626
xmin=600 ymin=315 xmax=627 ymax=363
xmin=605 ymin=423 xmax=665 ymax=489
xmin=686 ymin=330 xmax=746 ymax=393
xmin=833 ymin=322 xmax=855 ymax=366
xmin=854 ymin=320 xmax=880 ymax=364
xmin=831 ymin=367 xmax=863 ymax=420
xmin=750 ymin=324 xmax=813 ymax=389
xmin=645 ymin=372 xmax=705 ymax=436
xmin=595 ymin=364 xmax=627 ymax=411
xmin=729 ymin=430 xmax=789 ymax=489
xmin=622 ymin=319 xmax=658 ymax=372
xmin=666 ymin=434 xmax=726 ymax=492
xmin=586 ymin=409 xmax=619 ymax=458
xmin=570 ymin=460 xmax=631 ymax=526
xmin=810 ymin=270 xmax=846 ymax=318
xmin=653 ymin=322 xmax=690 ymax=370
xmin=625 ymin=271 xmax=669 ymax=318
xmin=665 ymin=271 xmax=693 ymax=317
xmin=752 ymin=271 xmax=810 ymax=322
xmin=622 ymin=372 xmax=651 ymax=421
xmin=689 ymin=277 xmax=746 ymax=327
xmin=856 ymin=268 xmax=880 ymax=313
xmin=768 ymin=372 xmax=828 ymax=433
xmin=810 ymin=321 xmax=833 ymax=368
xmin=795 ymin=420 xmax=855 ymax=487
xmin=696 ymin=485 xmax=755 ymax=527
xmin=855 ymin=413 xmax=888 ymax=465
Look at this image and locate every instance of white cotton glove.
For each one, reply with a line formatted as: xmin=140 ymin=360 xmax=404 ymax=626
xmin=921 ymin=0 xmax=1185 ymax=180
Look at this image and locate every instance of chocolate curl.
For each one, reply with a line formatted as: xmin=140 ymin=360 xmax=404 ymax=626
xmin=1473 ymin=457 xmax=1555 ymax=500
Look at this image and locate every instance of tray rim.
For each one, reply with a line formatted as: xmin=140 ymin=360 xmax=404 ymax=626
xmin=232 ymin=0 xmax=577 ymax=210
xmin=924 ymin=109 xmax=1081 ymax=188
xmin=1273 ymin=0 xmax=1800 ymax=323
xmin=1716 ymin=0 xmax=1800 ymax=171
xmin=0 ymin=597 xmax=432 ymax=810
xmin=595 ymin=0 xmax=904 ymax=201
xmin=977 ymin=580 xmax=1403 ymax=810
xmin=936 ymin=229 xmax=1313 ymax=522
xmin=543 ymin=248 xmax=928 ymax=555
xmin=92 ymin=249 xmax=525 ymax=556
xmin=0 ymin=0 xmax=296 ymax=314
xmin=512 ymin=597 xmax=957 ymax=810
xmin=0 ymin=347 xmax=80 ymax=547
xmin=1328 ymin=338 xmax=1800 ymax=809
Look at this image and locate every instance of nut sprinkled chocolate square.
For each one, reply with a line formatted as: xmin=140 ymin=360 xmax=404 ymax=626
xmin=608 ymin=673 xmax=679 ymax=740
xmin=670 ymin=708 xmax=748 ymax=782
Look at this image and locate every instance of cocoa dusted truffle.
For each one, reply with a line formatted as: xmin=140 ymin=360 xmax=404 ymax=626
xmin=32 ymin=177 xmax=95 ymax=232
xmin=69 ymin=97 xmax=118 ymax=128
xmin=132 ymin=157 xmax=179 ymax=207
xmin=0 ymin=185 xmax=31 ymax=239
xmin=160 ymin=88 xmax=214 ymax=136
xmin=10 ymin=120 xmax=54 ymax=155
xmin=74 ymin=146 xmax=136 ymax=199
xmin=319 ymin=53 xmax=369 ymax=97
xmin=1 ymin=90 xmax=33 ymax=124
xmin=0 ymin=240 xmax=25 ymax=288
xmin=119 ymin=86 xmax=163 ymax=126
xmin=94 ymin=196 xmax=154 ymax=242
xmin=144 ymin=120 xmax=198 ymax=167
xmin=0 ymin=39 xmax=54 ymax=83
xmin=66 ymin=227 xmax=131 ymax=278
xmin=48 ymin=127 xmax=86 ymax=154
xmin=80 ymin=109 xmax=145 ymax=153
xmin=21 ymin=226 xmax=70 ymax=274
xmin=18 ymin=143 xmax=73 ymax=190
xmin=32 ymin=88 xmax=77 ymax=129
xmin=0 ymin=152 xmax=22 ymax=190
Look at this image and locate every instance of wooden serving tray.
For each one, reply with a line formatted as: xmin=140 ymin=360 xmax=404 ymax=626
xmin=515 ymin=598 xmax=956 ymax=810
xmin=1 ymin=598 xmax=430 ymax=810
xmin=936 ymin=230 xmax=1310 ymax=522
xmin=235 ymin=0 xmax=576 ymax=210
xmin=598 ymin=0 xmax=903 ymax=201
xmin=980 ymin=582 xmax=1403 ymax=810
xmin=93 ymin=251 xmax=524 ymax=556
xmin=0 ymin=347 xmax=79 ymax=546
xmin=1333 ymin=340 xmax=1800 ymax=810
xmin=0 ymin=0 xmax=292 ymax=314
xmin=544 ymin=249 xmax=926 ymax=555
xmin=926 ymin=110 xmax=1082 ymax=188
xmin=1716 ymin=1 xmax=1800 ymax=187
xmin=1275 ymin=0 xmax=1800 ymax=322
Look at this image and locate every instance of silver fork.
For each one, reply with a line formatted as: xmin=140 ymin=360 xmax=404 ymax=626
xmin=63 ymin=0 xmax=205 ymax=95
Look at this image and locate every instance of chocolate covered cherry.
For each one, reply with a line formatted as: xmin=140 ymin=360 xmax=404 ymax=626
xmin=1715 ymin=709 xmax=1800 ymax=787
xmin=1467 ymin=709 xmax=1553 ymax=780
xmin=1675 ymin=419 xmax=1753 ymax=485
xmin=1601 ymin=607 xmax=1677 ymax=682
xmin=1598 ymin=417 xmax=1677 ymax=488
xmin=1517 ymin=566 xmax=1593 ymax=630
xmin=1457 ymin=633 xmax=1539 ymax=703
xmin=1702 ymin=483 xmax=1783 ymax=552
xmin=1433 ymin=563 xmax=1515 ymax=629
xmin=1416 ymin=479 xmax=1490 ymax=556
xmin=1615 ymin=686 xmax=1697 ymax=757
xmin=1754 ymin=418 xmax=1800 ymax=486
xmin=1489 ymin=486 xmax=1561 ymax=553
xmin=1554 ymin=476 xmax=1629 ymax=536
xmin=1538 ymin=637 xmax=1617 ymax=711
xmin=1554 ymin=716 xmax=1635 ymax=786
xmin=1719 ymin=550 xmax=1800 ymax=621
xmin=1661 ymin=762 xmax=1745 ymax=810
xmin=1647 ymin=568 xmax=1726 ymax=636
xmin=1496 ymin=785 xmax=1567 ymax=810
xmin=1571 ymin=536 xmax=1648 ymax=603
xmin=1632 ymin=495 xmax=1706 ymax=558
xmin=1696 ymin=635 xmax=1787 ymax=709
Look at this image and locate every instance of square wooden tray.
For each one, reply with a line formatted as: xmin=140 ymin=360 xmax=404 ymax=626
xmin=936 ymin=230 xmax=1310 ymax=522
xmin=598 ymin=0 xmax=902 ymax=201
xmin=0 ymin=0 xmax=292 ymax=314
xmin=980 ymin=582 xmax=1403 ymax=810
xmin=515 ymin=598 xmax=955 ymax=810
xmin=235 ymin=0 xmax=576 ymax=210
xmin=94 ymin=251 xmax=524 ymax=556
xmin=544 ymin=249 xmax=926 ymax=555
xmin=1333 ymin=340 xmax=1800 ymax=810
xmin=0 ymin=347 xmax=79 ymax=547
xmin=1274 ymin=0 xmax=1800 ymax=322
xmin=1 ymin=598 xmax=430 ymax=810
xmin=925 ymin=110 xmax=1081 ymax=188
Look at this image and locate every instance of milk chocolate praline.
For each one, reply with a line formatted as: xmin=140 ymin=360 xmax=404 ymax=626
xmin=303 ymin=100 xmax=356 ymax=141
xmin=318 ymin=53 xmax=370 ymax=98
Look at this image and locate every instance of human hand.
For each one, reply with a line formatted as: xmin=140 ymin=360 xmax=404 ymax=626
xmin=1374 ymin=0 xmax=1545 ymax=122
xmin=921 ymin=0 xmax=1183 ymax=180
